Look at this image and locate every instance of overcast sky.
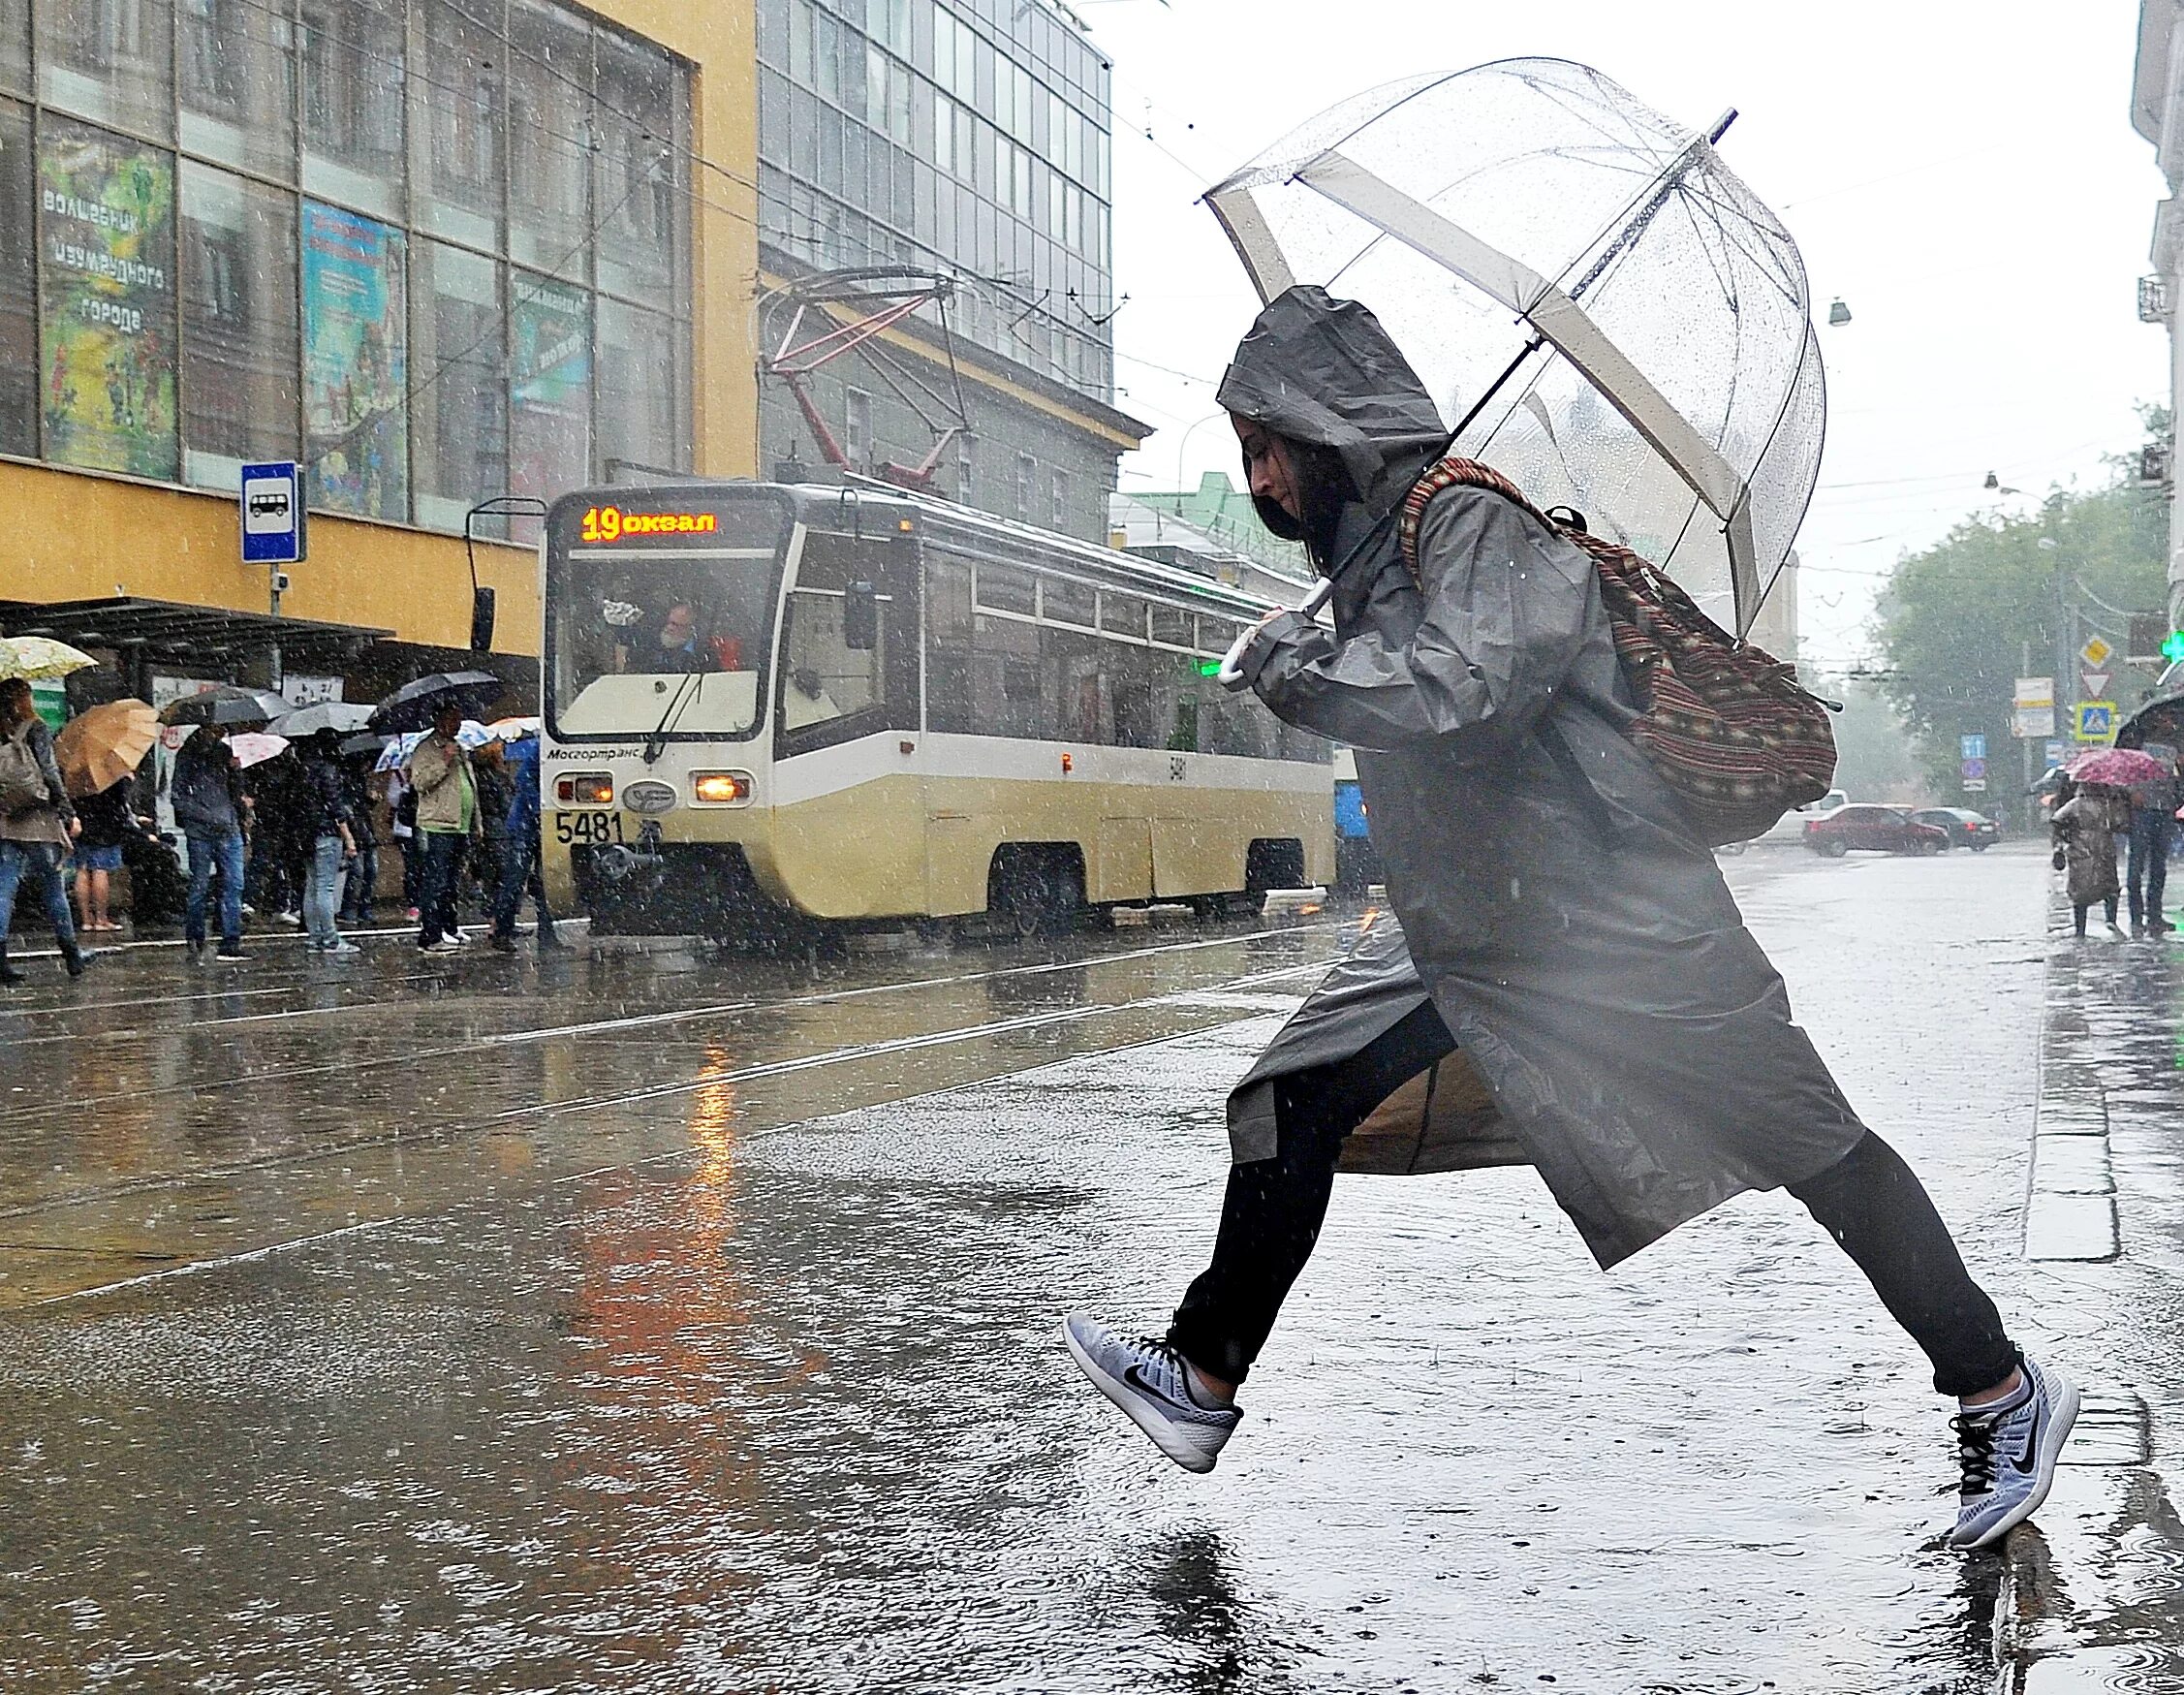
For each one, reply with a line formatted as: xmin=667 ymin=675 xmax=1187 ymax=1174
xmin=1079 ymin=0 xmax=2170 ymax=672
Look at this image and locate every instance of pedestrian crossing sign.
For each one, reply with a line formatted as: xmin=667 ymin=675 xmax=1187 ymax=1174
xmin=2075 ymin=701 xmax=2116 ymax=742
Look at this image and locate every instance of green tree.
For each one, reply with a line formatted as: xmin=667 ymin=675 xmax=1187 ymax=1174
xmin=1869 ymin=416 xmax=2168 ymax=826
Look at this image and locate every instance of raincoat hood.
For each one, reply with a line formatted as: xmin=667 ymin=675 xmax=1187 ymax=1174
xmin=1215 ymin=285 xmax=1450 ymax=517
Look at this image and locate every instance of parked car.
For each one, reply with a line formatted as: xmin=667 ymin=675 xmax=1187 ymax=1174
xmin=1735 ymin=789 xmax=1855 ymax=851
xmin=1803 ymin=803 xmax=1951 ymax=858
xmin=1908 ymin=806 xmax=2002 ymax=851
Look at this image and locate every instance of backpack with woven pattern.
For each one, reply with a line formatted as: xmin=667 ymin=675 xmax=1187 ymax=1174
xmin=1397 ymin=456 xmax=1837 ymax=847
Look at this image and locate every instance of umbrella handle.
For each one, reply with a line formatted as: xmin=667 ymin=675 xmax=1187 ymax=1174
xmin=1217 ymin=578 xmax=1335 ymax=690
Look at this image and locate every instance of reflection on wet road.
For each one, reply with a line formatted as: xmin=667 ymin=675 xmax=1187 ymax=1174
xmin=1 ymin=847 xmax=2174 ymax=1690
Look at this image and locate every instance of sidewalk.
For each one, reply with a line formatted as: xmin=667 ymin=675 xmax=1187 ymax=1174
xmin=1991 ymin=883 xmax=2184 ymax=1689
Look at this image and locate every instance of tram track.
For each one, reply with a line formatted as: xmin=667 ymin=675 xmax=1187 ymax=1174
xmin=0 ymin=919 xmax=1343 ymax=1105
xmin=6 ymin=948 xmax=1339 ymax=1306
xmin=0 ymin=926 xmax=1351 ymax=1217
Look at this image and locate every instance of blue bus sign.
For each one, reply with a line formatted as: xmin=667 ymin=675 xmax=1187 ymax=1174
xmin=240 ymin=461 xmax=305 ymax=565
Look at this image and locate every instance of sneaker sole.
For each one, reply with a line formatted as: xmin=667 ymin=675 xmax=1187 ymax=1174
xmin=1959 ymin=1375 xmax=2082 ymax=1550
xmin=1061 ymin=1321 xmax=1224 ymax=1475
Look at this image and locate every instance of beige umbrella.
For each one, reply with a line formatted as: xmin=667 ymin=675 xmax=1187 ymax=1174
xmin=52 ymin=699 xmax=159 ymax=798
xmin=0 ymin=635 xmax=97 ymax=681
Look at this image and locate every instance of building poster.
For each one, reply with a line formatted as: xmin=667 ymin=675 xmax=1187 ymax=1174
xmin=510 ymin=275 xmax=590 ymax=505
xmin=38 ymin=119 xmax=176 ymax=479
xmin=302 ymin=202 xmax=408 ymax=521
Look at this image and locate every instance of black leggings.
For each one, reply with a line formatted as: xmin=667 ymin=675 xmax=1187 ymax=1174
xmin=1169 ymin=1008 xmax=2018 ymax=1398
xmin=2075 ymin=897 xmax=2118 ymax=936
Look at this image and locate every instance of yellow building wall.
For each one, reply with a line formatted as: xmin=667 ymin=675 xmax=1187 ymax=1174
xmin=0 ymin=0 xmax=759 ymax=658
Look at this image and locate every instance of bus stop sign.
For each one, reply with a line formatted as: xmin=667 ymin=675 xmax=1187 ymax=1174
xmin=240 ymin=461 xmax=305 ymax=565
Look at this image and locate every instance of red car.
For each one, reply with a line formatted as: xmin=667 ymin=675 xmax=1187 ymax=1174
xmin=1803 ymin=803 xmax=1951 ymax=858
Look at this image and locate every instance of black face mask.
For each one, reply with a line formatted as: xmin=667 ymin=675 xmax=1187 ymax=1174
xmin=1242 ymin=436 xmax=1357 ymax=568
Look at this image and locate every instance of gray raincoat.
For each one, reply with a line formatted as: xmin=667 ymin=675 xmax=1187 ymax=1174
xmin=1222 ymin=287 xmax=1866 ymax=1269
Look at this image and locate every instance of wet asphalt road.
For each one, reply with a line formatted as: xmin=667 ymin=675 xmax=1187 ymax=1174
xmin=0 ymin=843 xmax=2155 ymax=1692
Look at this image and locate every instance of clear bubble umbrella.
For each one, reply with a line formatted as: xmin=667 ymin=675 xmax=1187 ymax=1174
xmin=1203 ymin=57 xmax=1825 ymax=639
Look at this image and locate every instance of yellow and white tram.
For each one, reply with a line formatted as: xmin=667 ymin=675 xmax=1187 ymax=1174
xmin=539 ymin=480 xmax=1333 ymax=937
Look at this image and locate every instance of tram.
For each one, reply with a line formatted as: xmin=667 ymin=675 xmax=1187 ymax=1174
xmin=538 ymin=480 xmax=1334 ymax=938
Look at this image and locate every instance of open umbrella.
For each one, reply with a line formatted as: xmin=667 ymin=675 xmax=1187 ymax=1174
xmin=160 ymin=684 xmax=290 ymax=727
xmin=369 ymin=670 xmax=503 ymax=734
xmin=227 ymin=731 xmax=291 ymax=769
xmin=2067 ymin=747 xmax=2172 ymax=789
xmin=338 ymin=731 xmax=391 ymax=759
xmin=51 ymin=699 xmax=158 ymax=798
xmin=0 ymin=635 xmax=98 ymax=681
xmin=484 ymin=715 xmax=541 ymax=742
xmin=1203 ymin=59 xmax=1823 ymax=641
xmin=374 ymin=730 xmax=428 ymax=773
xmin=268 ymin=700 xmax=376 ymax=738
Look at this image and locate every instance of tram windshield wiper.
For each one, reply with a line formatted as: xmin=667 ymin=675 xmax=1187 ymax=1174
xmin=642 ymin=668 xmax=704 ymax=765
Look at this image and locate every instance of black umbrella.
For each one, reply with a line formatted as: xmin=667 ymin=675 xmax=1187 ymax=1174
xmin=2115 ymin=691 xmax=2184 ymax=753
xmin=159 ymin=684 xmax=291 ymax=727
xmin=338 ymin=731 xmax=391 ymax=758
xmin=369 ymin=670 xmax=504 ymax=733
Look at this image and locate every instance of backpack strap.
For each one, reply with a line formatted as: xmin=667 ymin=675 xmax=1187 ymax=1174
xmin=1397 ymin=456 xmax=1563 ymax=582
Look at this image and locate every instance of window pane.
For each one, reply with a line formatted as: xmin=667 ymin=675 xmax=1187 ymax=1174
xmin=302 ymin=200 xmax=408 ymax=520
xmin=508 ymin=270 xmax=590 ymax=517
xmin=180 ymin=163 xmax=298 ymax=489
xmin=413 ymin=0 xmax=502 ymax=251
xmin=0 ymin=0 xmax=28 ymax=98
xmin=411 ymin=238 xmax=504 ymax=533
xmin=0 ymin=99 xmax=31 ymax=456
xmin=594 ymin=27 xmax=684 ymax=303
xmin=1100 ymin=592 xmax=1143 ymax=640
xmin=924 ymin=553 xmax=972 ymax=734
xmin=509 ymin=0 xmax=593 ymax=275
xmin=41 ymin=0 xmax=173 ymax=141
xmin=974 ymin=561 xmax=1033 ymax=615
xmin=595 ymin=296 xmax=683 ymax=477
xmin=1041 ymin=576 xmax=1093 ymax=628
xmin=180 ymin=0 xmax=296 ymax=181
xmin=1149 ymin=605 xmax=1191 ymax=648
xmin=972 ymin=611 xmax=1039 ymax=738
xmin=39 ymin=118 xmax=177 ymax=479
xmin=301 ymin=0 xmax=404 ymax=220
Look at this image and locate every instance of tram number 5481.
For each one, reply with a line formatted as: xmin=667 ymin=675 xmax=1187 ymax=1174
xmin=553 ymin=811 xmax=627 ymax=845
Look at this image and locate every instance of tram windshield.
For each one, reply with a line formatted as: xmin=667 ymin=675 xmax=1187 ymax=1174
xmin=546 ymin=492 xmax=791 ymax=741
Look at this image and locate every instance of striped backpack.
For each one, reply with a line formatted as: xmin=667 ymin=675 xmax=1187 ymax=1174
xmin=1397 ymin=456 xmax=1837 ymax=847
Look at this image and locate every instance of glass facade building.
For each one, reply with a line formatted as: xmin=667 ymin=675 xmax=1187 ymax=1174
xmin=0 ymin=0 xmax=694 ymax=536
xmin=754 ymin=0 xmax=1114 ymax=401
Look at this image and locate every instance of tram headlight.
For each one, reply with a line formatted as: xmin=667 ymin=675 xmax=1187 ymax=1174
xmin=555 ymin=772 xmax=613 ymax=805
xmin=691 ymin=770 xmax=753 ymax=806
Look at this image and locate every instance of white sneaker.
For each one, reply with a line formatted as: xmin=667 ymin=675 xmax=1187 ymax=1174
xmin=419 ymin=939 xmax=460 ymax=955
xmin=320 ymin=940 xmax=361 ymax=957
xmin=1950 ymin=1357 xmax=2080 ymax=1549
xmin=1062 ymin=1315 xmax=1241 ymax=1474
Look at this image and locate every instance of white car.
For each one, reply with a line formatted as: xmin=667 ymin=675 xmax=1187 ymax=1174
xmin=1719 ymin=789 xmax=1850 ymax=853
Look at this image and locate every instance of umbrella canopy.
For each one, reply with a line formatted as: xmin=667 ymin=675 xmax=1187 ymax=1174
xmin=0 ymin=635 xmax=98 ymax=681
xmin=1203 ymin=58 xmax=1823 ymax=638
xmin=338 ymin=731 xmax=392 ymax=759
xmin=227 ymin=731 xmax=291 ymax=769
xmin=369 ymin=671 xmax=503 ymax=734
xmin=2068 ymin=747 xmax=2172 ymax=789
xmin=2114 ymin=691 xmax=2184 ymax=753
xmin=268 ymin=700 xmax=376 ymax=738
xmin=375 ymin=730 xmax=428 ymax=773
xmin=484 ymin=714 xmax=540 ymax=742
xmin=51 ymin=699 xmax=158 ymax=798
xmin=160 ymin=684 xmax=290 ymax=727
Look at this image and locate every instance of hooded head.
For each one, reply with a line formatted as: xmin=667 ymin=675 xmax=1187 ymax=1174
xmin=1216 ymin=286 xmax=1448 ymax=558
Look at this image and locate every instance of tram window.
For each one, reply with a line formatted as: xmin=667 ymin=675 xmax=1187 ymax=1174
xmin=780 ymin=532 xmax=887 ymax=737
xmin=975 ymin=562 xmax=1036 ymax=616
xmin=1200 ymin=675 xmax=1271 ymax=759
xmin=1149 ymin=605 xmax=1193 ymax=648
xmin=1042 ymin=624 xmax=1108 ymax=741
xmin=1112 ymin=680 xmax=1155 ymax=749
xmin=1042 ymin=577 xmax=1096 ymax=628
xmin=1102 ymin=593 xmax=1146 ymax=641
xmin=925 ymin=554 xmax=974 ymax=735
xmin=1167 ymin=694 xmax=1200 ymax=753
xmin=973 ymin=612 xmax=1042 ymax=738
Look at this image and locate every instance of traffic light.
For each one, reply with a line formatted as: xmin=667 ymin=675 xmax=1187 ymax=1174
xmin=2166 ymin=630 xmax=2184 ymax=665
